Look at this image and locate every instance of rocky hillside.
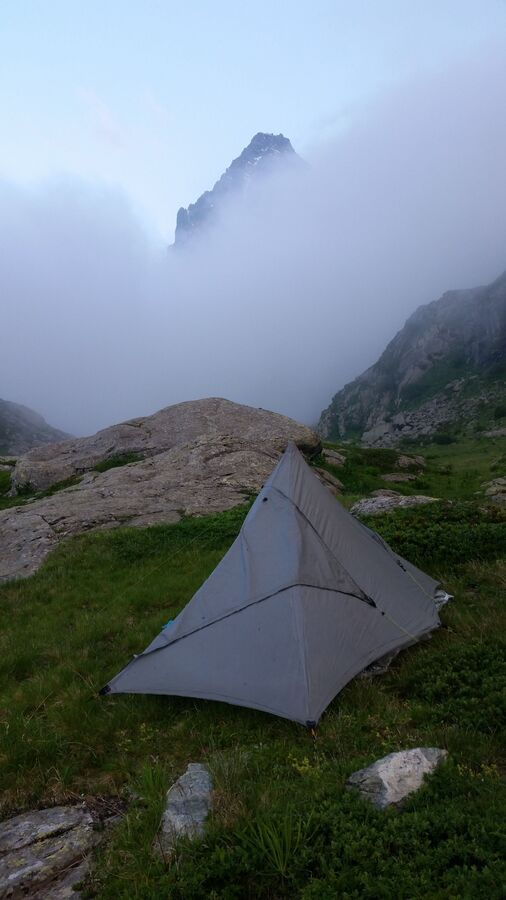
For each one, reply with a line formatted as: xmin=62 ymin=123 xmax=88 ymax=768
xmin=319 ymin=270 xmax=506 ymax=446
xmin=1 ymin=398 xmax=322 ymax=582
xmin=0 ymin=398 xmax=69 ymax=455
xmin=174 ymin=132 xmax=301 ymax=245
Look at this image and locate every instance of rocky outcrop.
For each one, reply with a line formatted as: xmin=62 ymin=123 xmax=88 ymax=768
xmin=350 ymin=490 xmax=438 ymax=516
xmin=155 ymin=764 xmax=212 ymax=857
xmin=174 ymin=133 xmax=302 ymax=246
xmin=358 ymin=384 xmax=505 ymax=447
xmin=0 ymin=805 xmax=97 ymax=899
xmin=0 ymin=399 xmax=69 ymax=456
xmin=346 ymin=748 xmax=448 ymax=809
xmin=12 ymin=398 xmax=319 ymax=494
xmin=1 ymin=401 xmax=321 ymax=583
xmin=319 ymin=270 xmax=506 ymax=445
xmin=482 ymin=477 xmax=506 ymax=505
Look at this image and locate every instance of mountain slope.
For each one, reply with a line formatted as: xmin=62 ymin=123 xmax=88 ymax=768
xmin=174 ymin=132 xmax=301 ymax=245
xmin=319 ymin=271 xmax=506 ymax=445
xmin=0 ymin=399 xmax=69 ymax=455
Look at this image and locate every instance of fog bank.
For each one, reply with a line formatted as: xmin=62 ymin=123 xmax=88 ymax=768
xmin=1 ymin=48 xmax=505 ymax=436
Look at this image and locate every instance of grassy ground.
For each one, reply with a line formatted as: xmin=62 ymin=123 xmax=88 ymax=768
xmin=321 ymin=434 xmax=505 ymax=505
xmin=0 ymin=437 xmax=505 ymax=897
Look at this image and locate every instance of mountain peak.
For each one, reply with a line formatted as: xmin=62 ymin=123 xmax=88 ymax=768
xmin=241 ymin=131 xmax=294 ymax=157
xmin=174 ymin=132 xmax=300 ymax=246
xmin=318 ymin=270 xmax=506 ymax=446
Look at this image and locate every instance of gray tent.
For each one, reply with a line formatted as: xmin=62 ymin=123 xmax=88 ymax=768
xmin=103 ymin=442 xmax=441 ymax=724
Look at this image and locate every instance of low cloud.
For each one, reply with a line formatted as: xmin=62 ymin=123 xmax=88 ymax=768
xmin=1 ymin=46 xmax=505 ymax=436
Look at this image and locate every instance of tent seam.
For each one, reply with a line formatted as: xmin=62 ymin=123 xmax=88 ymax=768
xmin=271 ymin=486 xmax=375 ymax=606
xmin=293 ymin=590 xmax=312 ymax=724
xmin=135 ymin=582 xmax=376 ymax=658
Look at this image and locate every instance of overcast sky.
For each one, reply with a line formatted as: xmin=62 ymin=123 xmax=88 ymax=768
xmin=1 ymin=1 xmax=505 ymax=236
xmin=1 ymin=3 xmax=506 ymax=435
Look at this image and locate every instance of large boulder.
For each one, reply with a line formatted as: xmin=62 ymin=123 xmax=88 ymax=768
xmin=0 ymin=401 xmax=322 ymax=583
xmin=346 ymin=748 xmax=448 ymax=809
xmin=12 ymin=398 xmax=319 ymax=493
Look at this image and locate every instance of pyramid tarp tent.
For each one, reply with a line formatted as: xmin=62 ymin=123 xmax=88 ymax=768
xmin=103 ymin=443 xmax=441 ymax=724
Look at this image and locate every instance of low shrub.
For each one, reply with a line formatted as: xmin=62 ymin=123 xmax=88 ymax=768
xmin=93 ymin=452 xmax=144 ymax=473
xmin=361 ymin=502 xmax=506 ymax=567
xmin=432 ymin=432 xmax=458 ymax=445
xmin=395 ymin=639 xmax=506 ymax=733
xmin=0 ymin=469 xmax=11 ymax=496
xmin=159 ymin=766 xmax=506 ymax=899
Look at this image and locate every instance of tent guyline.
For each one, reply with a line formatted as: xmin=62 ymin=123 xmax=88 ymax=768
xmin=101 ymin=442 xmax=443 ymax=725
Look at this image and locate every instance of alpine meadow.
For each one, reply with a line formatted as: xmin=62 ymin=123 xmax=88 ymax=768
xmin=1 ymin=3 xmax=506 ymax=899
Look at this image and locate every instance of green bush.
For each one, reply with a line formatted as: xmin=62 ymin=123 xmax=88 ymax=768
xmin=0 ymin=469 xmax=11 ymax=496
xmin=93 ymin=452 xmax=144 ymax=473
xmin=396 ymin=640 xmax=506 ymax=733
xmin=493 ymin=405 xmax=506 ymax=421
xmin=433 ymin=432 xmax=458 ymax=445
xmin=160 ymin=767 xmax=506 ymax=899
xmin=361 ymin=502 xmax=506 ymax=568
xmin=322 ymin=445 xmax=399 ymax=495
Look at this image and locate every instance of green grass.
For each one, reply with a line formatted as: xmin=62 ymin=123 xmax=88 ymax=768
xmin=93 ymin=453 xmax=144 ymax=473
xmin=0 ymin=473 xmax=83 ymax=511
xmin=0 ymin=438 xmax=505 ymax=897
xmin=0 ymin=469 xmax=11 ymax=497
xmin=321 ymin=434 xmax=506 ymax=503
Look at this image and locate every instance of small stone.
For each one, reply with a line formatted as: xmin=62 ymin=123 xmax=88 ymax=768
xmin=396 ymin=454 xmax=426 ymax=469
xmin=155 ymin=763 xmax=212 ymax=857
xmin=482 ymin=477 xmax=506 ymax=505
xmin=346 ymin=748 xmax=448 ymax=809
xmin=322 ymin=448 xmax=346 ymax=466
xmin=484 ymin=427 xmax=506 ymax=438
xmin=382 ymin=473 xmax=417 ymax=483
xmin=351 ymin=493 xmax=438 ymax=516
xmin=371 ymin=489 xmax=400 ymax=497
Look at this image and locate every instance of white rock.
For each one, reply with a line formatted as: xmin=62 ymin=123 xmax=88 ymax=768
xmin=351 ymin=492 xmax=438 ymax=516
xmin=322 ymin=448 xmax=346 ymax=466
xmin=382 ymin=473 xmax=417 ymax=483
xmin=156 ymin=763 xmax=212 ymax=856
xmin=346 ymin=748 xmax=448 ymax=809
xmin=482 ymin=477 xmax=506 ymax=505
xmin=396 ymin=454 xmax=426 ymax=469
